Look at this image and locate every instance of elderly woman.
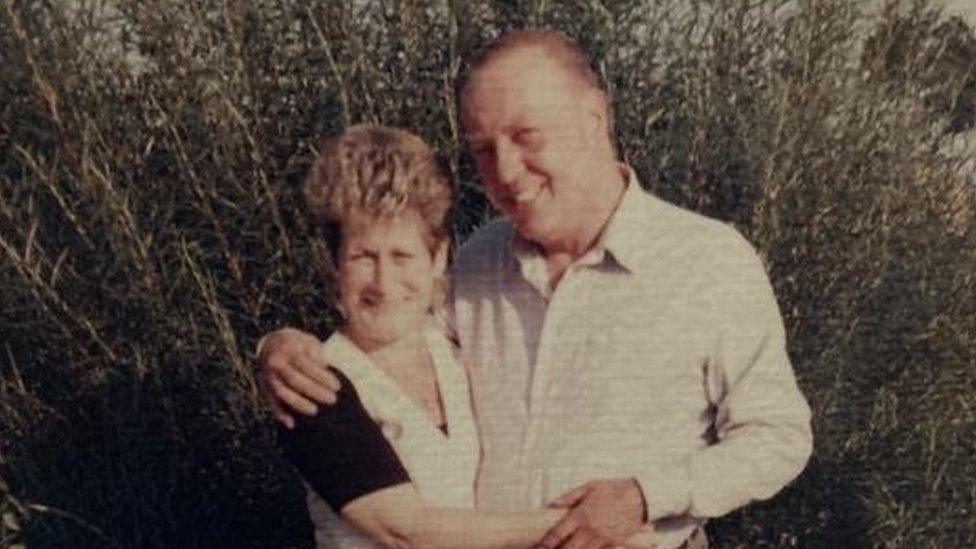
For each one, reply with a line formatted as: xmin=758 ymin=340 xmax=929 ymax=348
xmin=280 ymin=125 xmax=563 ymax=548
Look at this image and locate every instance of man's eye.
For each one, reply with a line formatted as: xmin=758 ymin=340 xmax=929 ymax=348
xmin=514 ymin=129 xmax=542 ymax=146
xmin=471 ymin=143 xmax=494 ymax=157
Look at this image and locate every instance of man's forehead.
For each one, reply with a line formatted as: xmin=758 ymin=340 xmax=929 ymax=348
xmin=461 ymin=53 xmax=579 ymax=136
xmin=462 ymin=119 xmax=522 ymax=142
xmin=469 ymin=48 xmax=571 ymax=90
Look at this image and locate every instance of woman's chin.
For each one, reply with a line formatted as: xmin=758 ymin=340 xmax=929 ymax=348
xmin=346 ymin=320 xmax=425 ymax=350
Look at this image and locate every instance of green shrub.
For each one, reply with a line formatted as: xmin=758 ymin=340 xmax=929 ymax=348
xmin=1 ymin=0 xmax=973 ymax=546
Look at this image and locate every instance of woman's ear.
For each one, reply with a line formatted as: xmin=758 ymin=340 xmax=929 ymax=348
xmin=429 ymin=240 xmax=451 ymax=314
xmin=433 ymin=240 xmax=450 ymax=277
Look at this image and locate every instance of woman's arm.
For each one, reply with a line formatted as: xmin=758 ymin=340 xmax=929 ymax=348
xmin=280 ymin=367 xmax=562 ymax=548
xmin=341 ymin=484 xmax=563 ymax=549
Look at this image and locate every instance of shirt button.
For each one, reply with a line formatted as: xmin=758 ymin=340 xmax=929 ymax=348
xmin=379 ymin=419 xmax=403 ymax=440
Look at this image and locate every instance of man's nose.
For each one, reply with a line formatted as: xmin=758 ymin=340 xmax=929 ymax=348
xmin=494 ymin=140 xmax=524 ymax=189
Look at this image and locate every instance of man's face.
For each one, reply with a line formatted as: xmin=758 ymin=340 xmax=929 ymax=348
xmin=462 ymin=48 xmax=605 ymax=249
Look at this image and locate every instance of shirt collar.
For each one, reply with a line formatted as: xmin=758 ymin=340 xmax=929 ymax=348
xmin=506 ymin=164 xmax=655 ymax=282
xmin=596 ymin=165 xmax=656 ymax=274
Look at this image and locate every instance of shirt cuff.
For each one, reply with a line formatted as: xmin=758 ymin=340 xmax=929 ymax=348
xmin=634 ymin=461 xmax=693 ymax=521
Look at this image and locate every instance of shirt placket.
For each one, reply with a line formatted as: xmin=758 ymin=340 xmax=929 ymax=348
xmin=520 ymin=264 xmax=589 ymax=505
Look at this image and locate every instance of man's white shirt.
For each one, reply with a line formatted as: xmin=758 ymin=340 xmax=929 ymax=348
xmin=449 ymin=169 xmax=813 ymax=548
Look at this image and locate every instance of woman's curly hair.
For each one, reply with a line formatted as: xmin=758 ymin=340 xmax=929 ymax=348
xmin=304 ymin=124 xmax=454 ymax=257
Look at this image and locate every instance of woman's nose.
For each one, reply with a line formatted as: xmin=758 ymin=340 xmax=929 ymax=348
xmin=371 ymin=256 xmax=395 ymax=294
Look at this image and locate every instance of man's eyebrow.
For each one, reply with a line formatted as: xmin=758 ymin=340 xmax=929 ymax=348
xmin=467 ymin=122 xmax=522 ymax=139
xmin=465 ymin=132 xmax=491 ymax=146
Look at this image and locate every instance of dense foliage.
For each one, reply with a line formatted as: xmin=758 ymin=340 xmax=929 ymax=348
xmin=1 ymin=0 xmax=974 ymax=547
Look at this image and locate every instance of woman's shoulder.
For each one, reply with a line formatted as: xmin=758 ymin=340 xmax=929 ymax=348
xmin=285 ymin=366 xmax=376 ymax=438
xmin=279 ymin=365 xmax=411 ymax=513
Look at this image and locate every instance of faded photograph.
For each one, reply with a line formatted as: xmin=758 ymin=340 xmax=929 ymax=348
xmin=1 ymin=1 xmax=974 ymax=548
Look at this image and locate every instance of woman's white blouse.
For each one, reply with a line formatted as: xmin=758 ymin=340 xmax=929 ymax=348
xmin=305 ymin=327 xmax=480 ymax=548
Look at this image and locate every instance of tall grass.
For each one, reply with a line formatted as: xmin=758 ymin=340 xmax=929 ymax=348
xmin=1 ymin=0 xmax=974 ymax=547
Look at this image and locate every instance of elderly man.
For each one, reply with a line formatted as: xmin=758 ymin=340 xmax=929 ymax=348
xmin=261 ymin=30 xmax=812 ymax=549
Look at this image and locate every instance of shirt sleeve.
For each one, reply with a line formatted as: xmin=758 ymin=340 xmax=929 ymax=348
xmin=279 ymin=367 xmax=411 ymax=513
xmin=634 ymin=233 xmax=813 ymax=521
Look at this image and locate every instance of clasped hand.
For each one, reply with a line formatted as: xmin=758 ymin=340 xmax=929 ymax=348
xmin=537 ymin=478 xmax=646 ymax=549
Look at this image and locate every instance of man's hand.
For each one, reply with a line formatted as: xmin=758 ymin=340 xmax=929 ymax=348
xmin=257 ymin=327 xmax=340 ymax=428
xmin=537 ymin=479 xmax=645 ymax=549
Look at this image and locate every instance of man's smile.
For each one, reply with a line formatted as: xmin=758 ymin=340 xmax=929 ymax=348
xmin=514 ymin=186 xmax=543 ymax=204
xmin=498 ymin=184 xmax=546 ymax=216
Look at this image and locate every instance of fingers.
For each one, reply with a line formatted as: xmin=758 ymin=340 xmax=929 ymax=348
xmin=297 ymin=345 xmax=342 ymax=394
xmin=269 ymin=397 xmax=295 ymax=430
xmin=537 ymin=514 xmax=579 ymax=549
xmin=549 ymin=482 xmax=592 ymax=508
xmin=276 ymin=357 xmax=338 ymax=405
xmin=561 ymin=530 xmax=592 ymax=549
xmin=561 ymin=529 xmax=606 ymax=549
xmin=269 ymin=374 xmax=319 ymax=416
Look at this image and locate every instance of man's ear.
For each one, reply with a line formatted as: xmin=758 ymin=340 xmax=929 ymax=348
xmin=580 ymin=90 xmax=610 ymax=146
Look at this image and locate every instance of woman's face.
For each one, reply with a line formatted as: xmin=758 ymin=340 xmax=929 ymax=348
xmin=337 ymin=209 xmax=447 ymax=351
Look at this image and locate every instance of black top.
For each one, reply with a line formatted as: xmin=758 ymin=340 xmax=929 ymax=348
xmin=280 ymin=367 xmax=411 ymax=513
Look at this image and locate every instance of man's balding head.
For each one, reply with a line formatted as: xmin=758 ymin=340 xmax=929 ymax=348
xmin=464 ymin=30 xmax=604 ymax=97
xmin=460 ymin=30 xmax=614 ymax=142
